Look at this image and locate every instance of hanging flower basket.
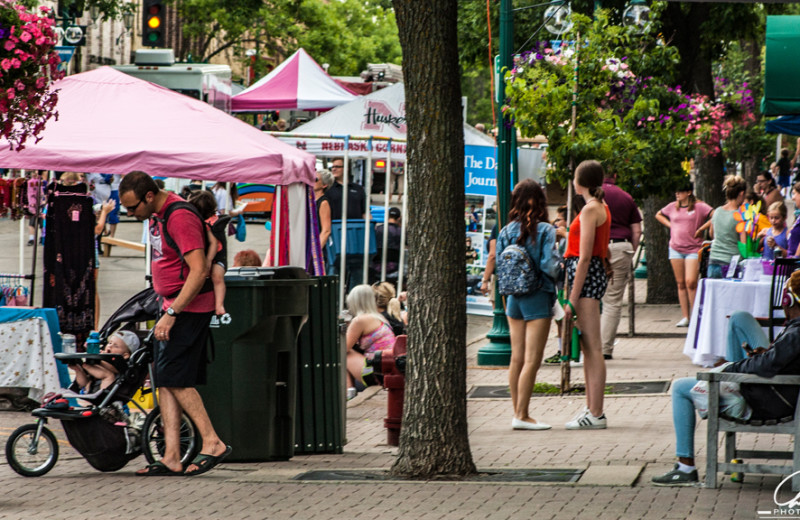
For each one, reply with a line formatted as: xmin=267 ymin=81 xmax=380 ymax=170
xmin=0 ymin=1 xmax=63 ymax=151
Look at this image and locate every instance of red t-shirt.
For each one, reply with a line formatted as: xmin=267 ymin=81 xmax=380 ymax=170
xmin=150 ymin=192 xmax=215 ymax=313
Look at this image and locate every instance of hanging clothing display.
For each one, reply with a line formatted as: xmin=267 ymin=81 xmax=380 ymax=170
xmin=43 ymin=183 xmax=95 ymax=344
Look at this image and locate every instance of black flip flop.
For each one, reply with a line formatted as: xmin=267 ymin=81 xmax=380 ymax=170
xmin=184 ymin=445 xmax=232 ymax=477
xmin=136 ymin=461 xmax=184 ymax=477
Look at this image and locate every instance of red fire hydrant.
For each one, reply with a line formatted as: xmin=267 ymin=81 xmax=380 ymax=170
xmin=370 ymin=335 xmax=407 ymax=446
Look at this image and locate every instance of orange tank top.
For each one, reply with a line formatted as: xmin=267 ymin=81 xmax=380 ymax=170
xmin=564 ymin=204 xmax=611 ymax=258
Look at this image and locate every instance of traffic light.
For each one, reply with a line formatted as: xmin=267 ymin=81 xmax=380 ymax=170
xmin=142 ymin=0 xmax=165 ymax=48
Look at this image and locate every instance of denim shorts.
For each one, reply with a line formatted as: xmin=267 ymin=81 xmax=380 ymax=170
xmin=668 ymin=247 xmax=699 ymax=261
xmin=505 ymin=290 xmax=555 ymax=321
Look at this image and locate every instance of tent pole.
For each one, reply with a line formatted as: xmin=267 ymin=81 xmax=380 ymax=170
xmin=397 ymin=163 xmax=408 ymax=295
xmin=381 ymin=140 xmax=392 ymax=281
xmin=339 ymin=137 xmax=351 ymax=312
xmin=362 ymin=138 xmax=374 ymax=284
xmin=274 ymin=185 xmax=282 ymax=267
xmin=29 ymin=170 xmax=44 ymax=306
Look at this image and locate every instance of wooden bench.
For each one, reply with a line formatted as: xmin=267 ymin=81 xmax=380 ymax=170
xmin=100 ymin=236 xmax=145 ymax=257
xmin=698 ymin=371 xmax=800 ymax=491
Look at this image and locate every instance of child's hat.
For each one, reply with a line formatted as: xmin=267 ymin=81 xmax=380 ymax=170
xmin=113 ymin=330 xmax=140 ymax=352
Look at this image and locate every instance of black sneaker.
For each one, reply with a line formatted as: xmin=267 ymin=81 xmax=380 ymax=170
xmin=544 ymin=353 xmax=562 ymax=365
xmin=652 ymin=464 xmax=699 ymax=486
xmin=603 ymin=354 xmax=613 ymax=360
xmin=26 ymin=239 xmax=33 ymax=246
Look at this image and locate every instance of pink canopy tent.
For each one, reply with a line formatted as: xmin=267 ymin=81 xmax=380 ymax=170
xmin=232 ymin=48 xmax=357 ymax=112
xmin=0 ymin=66 xmax=316 ymax=186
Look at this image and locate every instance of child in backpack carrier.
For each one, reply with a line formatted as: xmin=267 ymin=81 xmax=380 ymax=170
xmin=187 ymin=190 xmax=228 ymax=316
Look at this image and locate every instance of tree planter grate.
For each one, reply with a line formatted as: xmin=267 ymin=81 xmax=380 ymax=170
xmin=467 ymin=380 xmax=670 ymax=399
xmin=292 ymin=468 xmax=584 ymax=483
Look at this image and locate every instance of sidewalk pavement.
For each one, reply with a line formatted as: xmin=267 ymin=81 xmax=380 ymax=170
xmin=0 ymin=219 xmax=793 ymax=519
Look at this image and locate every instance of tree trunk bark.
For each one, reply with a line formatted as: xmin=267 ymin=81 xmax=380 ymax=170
xmin=390 ymin=0 xmax=477 ymax=478
xmin=643 ymin=195 xmax=678 ymax=304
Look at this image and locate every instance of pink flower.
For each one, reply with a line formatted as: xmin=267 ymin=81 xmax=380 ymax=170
xmin=7 ymin=88 xmax=15 ymax=100
xmin=3 ymin=40 xmax=13 ymax=51
xmin=0 ymin=59 xmax=10 ymax=71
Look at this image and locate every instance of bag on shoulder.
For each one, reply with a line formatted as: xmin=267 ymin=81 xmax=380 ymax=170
xmin=497 ymin=243 xmax=542 ymax=297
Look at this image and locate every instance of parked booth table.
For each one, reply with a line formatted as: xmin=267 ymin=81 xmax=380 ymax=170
xmin=683 ymin=277 xmax=775 ymax=367
xmin=0 ymin=307 xmax=69 ymax=404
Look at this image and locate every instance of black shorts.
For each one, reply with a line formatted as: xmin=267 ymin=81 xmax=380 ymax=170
xmin=565 ymin=256 xmax=608 ymax=300
xmin=154 ymin=311 xmax=213 ymax=388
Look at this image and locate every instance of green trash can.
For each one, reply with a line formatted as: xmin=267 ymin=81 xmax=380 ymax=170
xmin=197 ymin=266 xmax=313 ymax=462
xmin=294 ymin=276 xmax=345 ymax=454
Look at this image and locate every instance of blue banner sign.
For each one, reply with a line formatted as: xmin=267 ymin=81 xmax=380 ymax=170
xmin=464 ymin=145 xmax=497 ymax=197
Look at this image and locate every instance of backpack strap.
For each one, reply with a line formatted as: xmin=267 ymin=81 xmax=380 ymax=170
xmin=152 ymin=201 xmax=214 ymax=294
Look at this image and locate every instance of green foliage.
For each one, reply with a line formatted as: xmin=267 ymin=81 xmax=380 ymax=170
xmin=505 ymin=11 xmax=693 ymax=199
xmin=715 ymin=41 xmax=773 ymax=169
xmin=160 ymin=0 xmax=400 ymax=75
xmin=286 ymin=0 xmax=402 ymax=76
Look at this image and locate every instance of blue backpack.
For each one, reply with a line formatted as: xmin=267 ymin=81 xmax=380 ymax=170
xmin=497 ymin=242 xmax=543 ymax=297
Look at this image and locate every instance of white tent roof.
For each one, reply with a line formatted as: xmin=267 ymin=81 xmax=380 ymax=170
xmin=288 ymin=83 xmax=495 ymax=146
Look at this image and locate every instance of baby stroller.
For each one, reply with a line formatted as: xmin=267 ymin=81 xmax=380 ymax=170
xmin=5 ymin=288 xmax=201 ymax=477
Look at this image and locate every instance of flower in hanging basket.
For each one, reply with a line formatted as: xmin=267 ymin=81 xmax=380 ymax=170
xmin=0 ymin=1 xmax=64 ymax=151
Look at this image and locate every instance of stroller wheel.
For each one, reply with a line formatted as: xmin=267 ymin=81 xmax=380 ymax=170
xmin=5 ymin=423 xmax=59 ymax=477
xmin=141 ymin=405 xmax=201 ymax=467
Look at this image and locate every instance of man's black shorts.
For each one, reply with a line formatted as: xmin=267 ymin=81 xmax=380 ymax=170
xmin=154 ymin=311 xmax=213 ymax=388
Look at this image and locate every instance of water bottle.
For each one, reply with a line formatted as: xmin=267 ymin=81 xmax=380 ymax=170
xmin=60 ymin=333 xmax=76 ymax=354
xmin=86 ymin=331 xmax=101 ymax=354
xmin=775 ymin=247 xmax=784 ymax=259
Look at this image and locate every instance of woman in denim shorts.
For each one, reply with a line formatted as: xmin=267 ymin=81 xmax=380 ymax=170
xmin=496 ymin=180 xmax=560 ymax=431
xmin=655 ymin=182 xmax=713 ymax=327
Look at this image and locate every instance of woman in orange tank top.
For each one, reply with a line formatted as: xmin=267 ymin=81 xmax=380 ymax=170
xmin=563 ymin=160 xmax=611 ymax=431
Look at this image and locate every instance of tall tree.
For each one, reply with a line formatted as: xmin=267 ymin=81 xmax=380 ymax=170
xmin=390 ymin=0 xmax=476 ymax=478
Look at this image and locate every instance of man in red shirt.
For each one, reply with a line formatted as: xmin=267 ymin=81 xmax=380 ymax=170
xmin=601 ymin=171 xmax=642 ymax=360
xmin=120 ymin=171 xmax=230 ymax=476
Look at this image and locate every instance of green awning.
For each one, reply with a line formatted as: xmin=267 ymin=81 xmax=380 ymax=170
xmin=764 ymin=16 xmax=800 ymax=117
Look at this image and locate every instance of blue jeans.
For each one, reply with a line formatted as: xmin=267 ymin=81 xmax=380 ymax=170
xmin=726 ymin=311 xmax=769 ymax=363
xmin=672 ymin=377 xmax=699 ymax=458
xmin=707 ymin=262 xmax=725 ymax=278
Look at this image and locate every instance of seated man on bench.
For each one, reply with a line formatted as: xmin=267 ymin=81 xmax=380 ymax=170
xmin=652 ymin=270 xmax=800 ymax=486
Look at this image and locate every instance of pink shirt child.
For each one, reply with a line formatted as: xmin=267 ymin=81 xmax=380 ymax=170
xmin=659 ymin=201 xmax=713 ymax=255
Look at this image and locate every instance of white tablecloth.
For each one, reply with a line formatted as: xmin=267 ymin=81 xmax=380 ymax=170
xmin=683 ymin=277 xmax=775 ymax=367
xmin=0 ymin=318 xmax=61 ymax=402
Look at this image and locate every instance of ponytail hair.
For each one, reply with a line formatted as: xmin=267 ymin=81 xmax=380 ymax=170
xmin=575 ymin=160 xmax=606 ymax=203
xmin=722 ymin=174 xmax=747 ymax=201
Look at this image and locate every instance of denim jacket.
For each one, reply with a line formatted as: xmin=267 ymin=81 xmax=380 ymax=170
xmin=496 ymin=221 xmax=560 ymax=294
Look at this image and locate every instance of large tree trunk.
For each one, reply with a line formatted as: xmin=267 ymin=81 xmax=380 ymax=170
xmin=390 ymin=0 xmax=476 ymax=478
xmin=643 ymin=195 xmax=678 ymax=304
xmin=661 ymin=3 xmax=725 ymax=208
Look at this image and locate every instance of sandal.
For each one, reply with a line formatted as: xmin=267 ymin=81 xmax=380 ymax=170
xmin=184 ymin=445 xmax=232 ymax=477
xmin=136 ymin=461 xmax=184 ymax=477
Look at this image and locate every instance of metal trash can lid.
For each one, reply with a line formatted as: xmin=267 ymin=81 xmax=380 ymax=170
xmin=224 ymin=266 xmax=315 ymax=285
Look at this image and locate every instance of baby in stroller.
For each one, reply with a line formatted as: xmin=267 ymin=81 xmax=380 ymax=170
xmin=71 ymin=330 xmax=140 ymax=393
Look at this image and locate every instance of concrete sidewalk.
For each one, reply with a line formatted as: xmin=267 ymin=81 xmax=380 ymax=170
xmin=0 ymin=219 xmax=792 ymax=519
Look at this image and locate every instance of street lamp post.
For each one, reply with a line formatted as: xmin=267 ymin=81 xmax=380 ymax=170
xmin=477 ymin=0 xmax=513 ymax=366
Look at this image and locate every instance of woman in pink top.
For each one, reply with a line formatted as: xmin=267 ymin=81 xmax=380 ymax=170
xmin=345 ymin=284 xmax=396 ymax=400
xmin=655 ymin=182 xmax=713 ymax=327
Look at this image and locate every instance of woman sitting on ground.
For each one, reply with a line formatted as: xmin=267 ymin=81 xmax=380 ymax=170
xmin=652 ymin=270 xmax=800 ymax=486
xmin=344 ymin=284 xmax=396 ymax=400
xmin=372 ymin=281 xmax=406 ymax=336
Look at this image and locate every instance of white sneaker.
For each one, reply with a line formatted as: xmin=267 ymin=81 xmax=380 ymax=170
xmin=511 ymin=417 xmax=551 ymax=430
xmin=565 ymin=409 xmax=607 ymax=430
xmin=571 ymin=354 xmax=584 ymax=367
xmin=346 ymin=387 xmax=357 ymax=400
xmin=676 ymin=317 xmax=690 ymax=327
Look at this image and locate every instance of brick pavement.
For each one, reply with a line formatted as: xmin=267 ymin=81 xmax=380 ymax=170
xmin=0 ymin=219 xmax=794 ymax=519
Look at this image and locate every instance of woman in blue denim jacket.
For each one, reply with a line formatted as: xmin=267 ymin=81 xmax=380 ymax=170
xmin=497 ymin=180 xmax=561 ymax=431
